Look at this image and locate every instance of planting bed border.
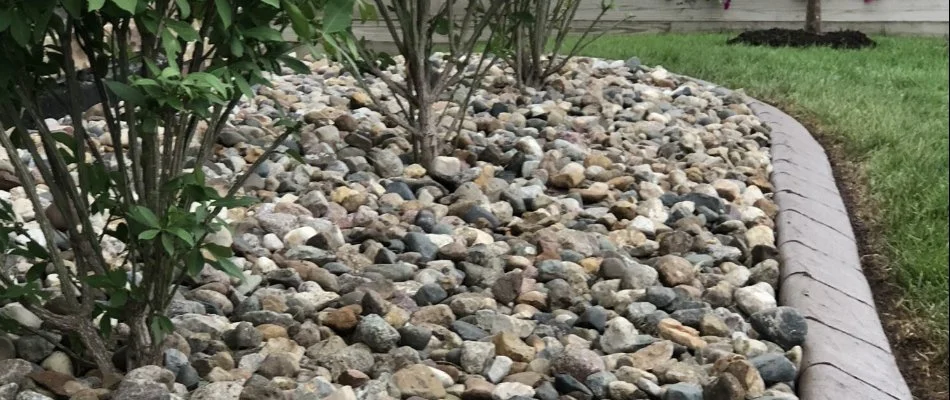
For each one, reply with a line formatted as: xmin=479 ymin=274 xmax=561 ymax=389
xmin=682 ymin=77 xmax=910 ymax=399
xmin=748 ymin=100 xmax=912 ymax=400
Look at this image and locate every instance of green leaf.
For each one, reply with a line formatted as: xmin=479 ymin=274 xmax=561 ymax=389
xmin=9 ymin=18 xmax=29 ymax=47
xmin=26 ymin=262 xmax=47 ymax=282
xmin=88 ymin=0 xmax=106 ymax=11
xmin=229 ymin=36 xmax=244 ymax=57
xmin=186 ymin=249 xmax=205 ymax=277
xmin=108 ymin=290 xmax=128 ymax=308
xmin=161 ymin=29 xmax=182 ymax=63
xmin=166 ymin=20 xmax=199 ymax=42
xmin=188 ymin=72 xmax=230 ymax=97
xmin=174 ymin=0 xmax=191 ymax=17
xmin=212 ymin=195 xmax=257 ymax=208
xmin=214 ymin=0 xmax=232 ymax=28
xmin=112 ymin=0 xmax=138 ymax=14
xmin=98 ymin=315 xmax=112 ymax=339
xmin=138 ymin=229 xmax=160 ymax=240
xmin=105 ymin=81 xmax=147 ymax=106
xmin=278 ymin=55 xmax=310 ymax=74
xmin=323 ymin=0 xmax=354 ymax=33
xmin=203 ymin=243 xmax=232 ymax=259
xmin=261 ymin=0 xmax=279 ymax=7
xmin=149 ymin=315 xmax=174 ymax=344
xmin=0 ymin=10 xmax=11 ymax=32
xmin=213 ymin=257 xmax=244 ymax=281
xmin=233 ymin=74 xmax=253 ymax=99
xmin=283 ymin=0 xmax=311 ymax=39
xmin=161 ymin=233 xmax=176 ymax=255
xmin=128 ymin=206 xmax=161 ymax=228
xmin=61 ymin=0 xmax=82 ymax=17
xmin=167 ymin=227 xmax=195 ymax=246
xmin=242 ymin=26 xmax=283 ymax=42
xmin=357 ymin=1 xmax=377 ymax=22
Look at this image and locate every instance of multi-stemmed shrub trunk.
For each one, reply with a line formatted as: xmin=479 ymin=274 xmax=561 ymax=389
xmin=492 ymin=0 xmax=621 ymax=89
xmin=325 ymin=0 xmax=506 ymax=169
xmin=0 ymin=0 xmax=332 ymax=374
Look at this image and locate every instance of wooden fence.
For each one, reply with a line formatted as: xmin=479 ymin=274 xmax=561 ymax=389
xmin=350 ymin=0 xmax=949 ymax=44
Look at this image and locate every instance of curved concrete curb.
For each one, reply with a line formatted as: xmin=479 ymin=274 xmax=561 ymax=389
xmin=747 ymin=100 xmax=912 ymax=400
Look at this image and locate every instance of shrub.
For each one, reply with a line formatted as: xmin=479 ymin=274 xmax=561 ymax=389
xmin=0 ymin=0 xmax=332 ymax=373
xmin=323 ymin=0 xmax=507 ymax=169
xmin=489 ymin=0 xmax=623 ymax=88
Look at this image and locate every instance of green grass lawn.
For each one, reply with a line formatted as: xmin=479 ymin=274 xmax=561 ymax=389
xmin=577 ymin=34 xmax=949 ymax=348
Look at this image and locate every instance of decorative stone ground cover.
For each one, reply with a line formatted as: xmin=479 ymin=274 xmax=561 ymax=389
xmin=0 ymin=55 xmax=907 ymax=400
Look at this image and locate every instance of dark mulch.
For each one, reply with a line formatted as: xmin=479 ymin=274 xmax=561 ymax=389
xmin=728 ymin=28 xmax=876 ymax=49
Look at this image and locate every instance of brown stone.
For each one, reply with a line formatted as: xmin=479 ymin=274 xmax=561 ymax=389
xmin=323 ymin=307 xmax=360 ymax=331
xmin=409 ymin=305 xmax=455 ymax=326
xmin=337 ymin=369 xmax=370 ymax=387
xmin=391 ymin=364 xmax=446 ymax=400
xmin=704 ymin=373 xmax=746 ymax=400
xmin=655 ymin=255 xmax=696 ymax=286
xmin=502 ymin=371 xmax=544 ymax=387
xmin=657 ymin=318 xmax=707 ymax=350
xmin=27 ymin=370 xmax=74 ymax=396
xmin=628 ymin=341 xmax=674 ymax=371
xmin=713 ymin=355 xmax=765 ymax=398
xmin=257 ymin=324 xmax=289 ymax=340
xmin=461 ymin=376 xmax=495 ymax=400
xmin=493 ymin=332 xmax=536 ymax=363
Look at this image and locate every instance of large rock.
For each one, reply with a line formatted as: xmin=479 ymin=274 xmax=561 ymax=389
xmin=390 ymin=364 xmax=446 ymax=400
xmin=354 ymin=314 xmax=400 ymax=353
xmin=750 ymin=307 xmax=808 ymax=350
xmin=551 ymin=345 xmax=605 ymax=381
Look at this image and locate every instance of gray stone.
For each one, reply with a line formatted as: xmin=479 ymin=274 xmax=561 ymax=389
xmin=599 ymin=317 xmax=642 ymax=354
xmin=257 ymin=352 xmax=300 ymax=378
xmin=460 ymin=341 xmax=495 ymax=374
xmin=190 ymin=381 xmax=244 ymax=400
xmin=551 ymin=345 xmax=605 ymax=381
xmin=0 ymin=359 xmax=35 ymax=387
xmin=0 ymin=383 xmax=17 ymax=400
xmin=750 ymin=307 xmax=807 ymax=350
xmin=224 ymin=322 xmax=263 ymax=349
xmin=14 ymin=335 xmax=55 ymax=363
xmin=663 ymin=382 xmax=703 ymax=400
xmin=584 ymin=371 xmax=616 ymax=399
xmin=354 ymin=314 xmax=400 ymax=353
xmin=750 ymin=353 xmax=797 ymax=383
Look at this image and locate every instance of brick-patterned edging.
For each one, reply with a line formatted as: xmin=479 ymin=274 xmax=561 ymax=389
xmin=747 ymin=100 xmax=912 ymax=400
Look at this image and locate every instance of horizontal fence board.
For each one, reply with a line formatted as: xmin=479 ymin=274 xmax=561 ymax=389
xmin=346 ymin=0 xmax=949 ymax=38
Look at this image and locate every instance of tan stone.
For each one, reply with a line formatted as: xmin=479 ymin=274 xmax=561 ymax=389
xmin=657 ymin=318 xmax=707 ymax=350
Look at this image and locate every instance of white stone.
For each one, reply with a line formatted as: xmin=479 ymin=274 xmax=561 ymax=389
xmin=426 ymin=234 xmax=454 ymax=249
xmin=745 ymin=225 xmax=775 ymax=249
xmin=0 ymin=302 xmax=43 ymax=329
xmin=41 ymin=351 xmax=74 ymax=376
xmin=485 ymin=356 xmax=513 ymax=383
xmin=255 ymin=257 xmax=278 ymax=274
xmin=492 ymin=382 xmax=535 ymax=399
xmin=283 ymin=226 xmax=318 ymax=247
xmin=599 ymin=317 xmax=641 ymax=354
xmin=427 ymin=366 xmax=454 ymax=387
xmin=11 ymin=198 xmax=34 ymax=222
xmin=262 ymin=233 xmax=284 ymax=251
xmin=631 ymin=216 xmax=656 ymax=236
xmin=734 ymin=282 xmax=777 ymax=315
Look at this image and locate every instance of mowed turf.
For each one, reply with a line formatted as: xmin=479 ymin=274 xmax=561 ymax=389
xmin=577 ymin=32 xmax=949 ymax=383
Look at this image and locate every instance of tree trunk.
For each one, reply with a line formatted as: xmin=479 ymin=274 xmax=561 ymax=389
xmin=414 ymin=104 xmax=438 ymax=169
xmin=805 ymin=0 xmax=821 ymax=34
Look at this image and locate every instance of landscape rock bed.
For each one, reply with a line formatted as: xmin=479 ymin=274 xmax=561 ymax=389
xmin=0 ymin=56 xmax=808 ymax=400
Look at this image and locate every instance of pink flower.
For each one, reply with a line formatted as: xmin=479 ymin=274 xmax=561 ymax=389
xmin=724 ymin=0 xmax=732 ymax=10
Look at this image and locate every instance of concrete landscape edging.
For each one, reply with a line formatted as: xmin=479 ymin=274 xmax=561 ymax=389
xmin=747 ymin=99 xmax=913 ymax=400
